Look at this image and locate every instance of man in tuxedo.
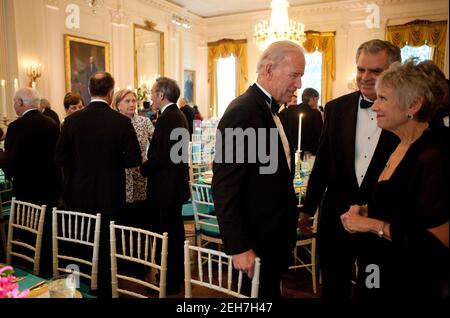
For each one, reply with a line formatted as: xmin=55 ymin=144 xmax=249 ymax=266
xmin=212 ymin=41 xmax=305 ymax=298
xmin=299 ymin=39 xmax=401 ymax=301
xmin=55 ymin=72 xmax=141 ymax=297
xmin=140 ymin=77 xmax=190 ymax=294
xmin=279 ymin=88 xmax=323 ymax=156
xmin=4 ymin=87 xmax=61 ymax=277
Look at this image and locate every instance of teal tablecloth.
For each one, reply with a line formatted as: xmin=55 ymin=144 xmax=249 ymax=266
xmin=13 ymin=266 xmax=95 ymax=298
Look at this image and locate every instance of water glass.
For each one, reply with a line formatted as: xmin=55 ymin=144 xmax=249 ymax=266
xmin=48 ymin=274 xmax=76 ymax=298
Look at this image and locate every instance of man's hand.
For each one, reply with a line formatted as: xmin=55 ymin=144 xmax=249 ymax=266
xmin=232 ymin=249 xmax=256 ymax=279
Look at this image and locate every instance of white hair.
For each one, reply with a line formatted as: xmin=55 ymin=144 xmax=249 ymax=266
xmin=15 ymin=87 xmax=41 ymax=107
xmin=256 ymin=41 xmax=305 ymax=74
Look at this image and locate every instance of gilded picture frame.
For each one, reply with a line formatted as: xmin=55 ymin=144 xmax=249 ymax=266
xmin=64 ymin=34 xmax=110 ymax=104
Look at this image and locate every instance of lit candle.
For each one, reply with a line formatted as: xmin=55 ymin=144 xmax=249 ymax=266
xmin=31 ymin=81 xmax=36 ymax=88
xmin=298 ymin=113 xmax=303 ymax=152
xmin=1 ymin=80 xmax=6 ymax=116
xmin=13 ymin=78 xmax=19 ymax=91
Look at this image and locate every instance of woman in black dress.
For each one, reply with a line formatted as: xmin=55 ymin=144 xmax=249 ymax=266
xmin=340 ymin=59 xmax=449 ymax=300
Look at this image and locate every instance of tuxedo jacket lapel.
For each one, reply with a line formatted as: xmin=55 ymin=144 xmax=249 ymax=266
xmin=248 ymin=85 xmax=292 ymax=175
xmin=341 ymin=92 xmax=360 ymax=186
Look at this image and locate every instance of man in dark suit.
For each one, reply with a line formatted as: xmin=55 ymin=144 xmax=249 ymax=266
xmin=279 ymin=88 xmax=323 ymax=156
xmin=140 ymin=77 xmax=190 ymax=294
xmin=55 ymin=72 xmax=141 ymax=297
xmin=4 ymin=87 xmax=61 ymax=277
xmin=212 ymin=41 xmax=305 ymax=298
xmin=179 ymin=97 xmax=195 ymax=139
xmin=299 ymin=39 xmax=401 ymax=301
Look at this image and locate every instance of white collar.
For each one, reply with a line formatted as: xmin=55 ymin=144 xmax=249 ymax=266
xmin=22 ymin=108 xmax=39 ymax=116
xmin=255 ymin=82 xmax=272 ymax=103
xmin=160 ymin=103 xmax=173 ymax=115
xmin=90 ymin=98 xmax=110 ymax=105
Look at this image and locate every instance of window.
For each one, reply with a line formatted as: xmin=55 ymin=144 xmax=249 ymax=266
xmin=298 ymin=50 xmax=322 ymax=102
xmin=217 ymin=56 xmax=236 ymax=118
xmin=401 ymin=44 xmax=432 ymax=62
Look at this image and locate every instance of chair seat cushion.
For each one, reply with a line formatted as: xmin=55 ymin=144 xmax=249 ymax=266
xmin=182 ymin=201 xmax=194 ymax=221
xmin=199 ymin=217 xmax=221 ymax=238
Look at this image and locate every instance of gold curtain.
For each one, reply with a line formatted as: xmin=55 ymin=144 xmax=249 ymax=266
xmin=386 ymin=20 xmax=447 ymax=71
xmin=208 ymin=39 xmax=248 ymax=117
xmin=302 ymin=31 xmax=336 ymax=105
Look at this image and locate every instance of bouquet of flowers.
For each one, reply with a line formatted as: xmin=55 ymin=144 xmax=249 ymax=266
xmin=137 ymin=83 xmax=151 ymax=102
xmin=0 ymin=265 xmax=29 ymax=298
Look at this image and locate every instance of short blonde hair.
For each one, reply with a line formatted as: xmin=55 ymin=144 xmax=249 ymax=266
xmin=376 ymin=59 xmax=443 ymax=122
xmin=112 ymin=89 xmax=137 ymax=111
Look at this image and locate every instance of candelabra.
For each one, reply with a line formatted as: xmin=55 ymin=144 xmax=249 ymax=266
xmin=2 ymin=116 xmax=9 ymax=128
xmin=171 ymin=14 xmax=191 ymax=29
xmin=26 ymin=63 xmax=42 ymax=88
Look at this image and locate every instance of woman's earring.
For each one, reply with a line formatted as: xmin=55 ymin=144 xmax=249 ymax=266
xmin=407 ymin=113 xmax=413 ymax=120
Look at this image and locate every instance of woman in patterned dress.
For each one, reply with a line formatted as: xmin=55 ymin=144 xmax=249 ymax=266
xmin=112 ymin=89 xmax=154 ymax=226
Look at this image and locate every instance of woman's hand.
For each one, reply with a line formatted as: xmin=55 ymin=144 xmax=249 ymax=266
xmin=341 ymin=205 xmax=374 ymax=233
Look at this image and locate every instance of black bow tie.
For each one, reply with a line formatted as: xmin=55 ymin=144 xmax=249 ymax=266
xmin=252 ymin=84 xmax=279 ymax=115
xmin=270 ymin=99 xmax=280 ymax=115
xmin=360 ymin=99 xmax=373 ymax=109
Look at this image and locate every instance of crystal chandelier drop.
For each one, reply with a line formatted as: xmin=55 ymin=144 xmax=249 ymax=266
xmin=86 ymin=0 xmax=104 ymax=15
xmin=254 ymin=0 xmax=306 ymax=51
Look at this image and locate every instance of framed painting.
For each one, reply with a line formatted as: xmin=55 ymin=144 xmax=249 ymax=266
xmin=64 ymin=34 xmax=110 ymax=104
xmin=183 ymin=69 xmax=195 ymax=104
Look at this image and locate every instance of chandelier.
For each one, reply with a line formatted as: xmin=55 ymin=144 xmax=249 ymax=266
xmin=254 ymin=0 xmax=306 ymax=51
xmin=86 ymin=0 xmax=104 ymax=15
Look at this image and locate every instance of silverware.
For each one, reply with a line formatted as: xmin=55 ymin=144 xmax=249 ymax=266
xmin=28 ymin=281 xmax=46 ymax=291
xmin=12 ymin=276 xmax=26 ymax=283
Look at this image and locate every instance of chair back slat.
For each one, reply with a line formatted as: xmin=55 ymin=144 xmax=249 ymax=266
xmin=184 ymin=240 xmax=261 ymax=298
xmin=6 ymin=198 xmax=46 ymax=275
xmin=110 ymin=222 xmax=168 ymax=298
xmin=52 ymin=208 xmax=101 ymax=291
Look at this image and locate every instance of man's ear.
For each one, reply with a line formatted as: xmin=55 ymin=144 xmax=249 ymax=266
xmin=107 ymin=89 xmax=114 ymax=100
xmin=265 ymin=63 xmax=273 ymax=79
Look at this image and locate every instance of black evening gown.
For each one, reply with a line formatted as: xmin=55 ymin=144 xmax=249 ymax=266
xmin=357 ymin=128 xmax=449 ymax=300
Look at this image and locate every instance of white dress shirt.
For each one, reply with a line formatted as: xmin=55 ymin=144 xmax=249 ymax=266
xmin=255 ymin=83 xmax=292 ymax=172
xmin=355 ymin=95 xmax=381 ymax=186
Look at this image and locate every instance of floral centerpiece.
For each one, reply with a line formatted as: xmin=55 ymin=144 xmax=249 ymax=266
xmin=137 ymin=83 xmax=151 ymax=108
xmin=0 ymin=265 xmax=29 ymax=298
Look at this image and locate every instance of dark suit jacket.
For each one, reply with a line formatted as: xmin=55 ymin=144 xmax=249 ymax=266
xmin=302 ymin=91 xmax=399 ymax=233
xmin=42 ymin=108 xmax=61 ymax=128
xmin=180 ymin=105 xmax=195 ymax=138
xmin=4 ymin=109 xmax=61 ymax=206
xmin=140 ymin=104 xmax=190 ymax=206
xmin=279 ymin=102 xmax=323 ymax=154
xmin=212 ymin=85 xmax=298 ymax=260
xmin=55 ymin=101 xmax=141 ymax=216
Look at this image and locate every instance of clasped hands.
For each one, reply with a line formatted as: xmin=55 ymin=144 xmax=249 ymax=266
xmin=340 ymin=204 xmax=371 ymax=234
